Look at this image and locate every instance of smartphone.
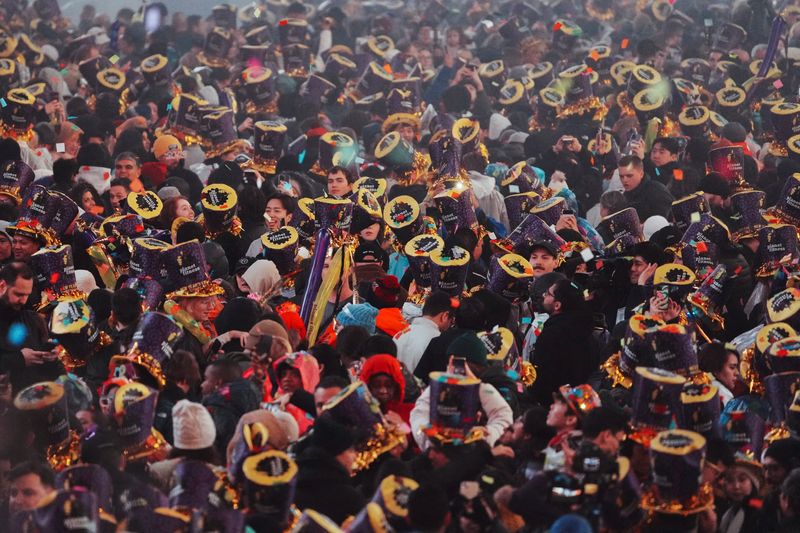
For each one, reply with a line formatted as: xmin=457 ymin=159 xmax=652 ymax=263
xmin=452 ymin=357 xmax=467 ymax=376
xmin=45 ymin=339 xmax=59 ymax=351
xmin=563 ymin=209 xmax=574 ymax=216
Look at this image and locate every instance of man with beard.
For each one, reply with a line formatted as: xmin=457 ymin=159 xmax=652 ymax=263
xmin=0 ymin=263 xmax=63 ymax=392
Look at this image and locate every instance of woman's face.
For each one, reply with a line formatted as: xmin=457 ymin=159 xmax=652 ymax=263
xmin=724 ymin=468 xmax=754 ymax=503
xmin=280 ymin=368 xmax=303 ymax=393
xmin=359 ymin=222 xmax=381 ymax=242
xmin=446 ymin=29 xmax=461 ymax=47
xmin=141 ymin=131 xmax=151 ymax=152
xmin=368 ymin=373 xmax=396 ymax=406
xmin=418 ymin=49 xmax=433 ymax=70
xmin=81 ymin=190 xmax=96 ymax=211
xmin=265 ymin=199 xmax=289 ymax=231
xmin=175 ymin=198 xmax=195 ymax=220
xmin=715 ymin=352 xmax=739 ymax=391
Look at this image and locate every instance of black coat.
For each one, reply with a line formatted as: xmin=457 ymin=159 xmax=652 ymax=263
xmin=0 ymin=303 xmax=62 ymax=393
xmin=623 ymin=176 xmax=674 ymax=222
xmin=203 ymin=378 xmax=260 ymax=456
xmin=413 ymin=328 xmax=469 ymax=384
xmin=529 ymin=309 xmax=600 ymax=406
xmin=294 ymin=446 xmax=366 ymax=524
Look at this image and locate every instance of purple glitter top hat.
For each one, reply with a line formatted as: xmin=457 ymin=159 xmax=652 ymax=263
xmin=242 ymin=449 xmax=298 ymax=524
xmin=314 ymin=196 xmax=353 ymax=234
xmin=728 ymin=190 xmax=766 ymax=240
xmin=112 ymin=382 xmax=159 ymax=449
xmin=261 ymin=226 xmax=299 ymax=275
xmin=671 ymin=192 xmax=709 ymax=231
xmin=487 ymin=253 xmax=534 ymax=301
xmin=14 ymin=381 xmax=70 ymax=446
xmin=424 ymin=372 xmax=484 ymax=445
xmin=283 ymin=43 xmax=312 ymax=76
xmin=771 ymin=174 xmax=800 ymax=225
xmin=479 ymin=326 xmax=519 ymax=372
xmin=681 ymin=240 xmax=719 ymax=278
xmin=495 ymin=212 xmax=565 ymax=256
xmin=115 ymin=312 xmax=183 ymax=387
xmin=56 ymin=464 xmax=113 ymax=511
xmin=356 ymin=62 xmax=393 ymax=97
xmin=241 ymin=65 xmax=276 ymax=107
xmin=198 ymin=27 xmax=233 ymax=68
xmin=351 ymin=188 xmax=383 ymax=234
xmin=201 ymin=108 xmax=239 ymax=154
xmin=122 ymin=277 xmax=164 ymax=312
xmin=597 ymin=207 xmax=642 ymax=245
xmin=721 ymin=402 xmax=766 ymax=457
xmin=644 ymin=429 xmax=712 ymax=514
xmin=649 ymin=324 xmax=699 ymax=376
xmin=619 ymin=314 xmax=666 ymax=376
xmin=755 ymin=224 xmax=800 ymax=278
xmin=200 ymin=183 xmax=239 ymax=234
xmin=428 ymin=130 xmax=463 ymax=185
xmin=384 ymin=195 xmax=423 ymax=247
xmin=631 ymin=367 xmax=686 ymax=446
xmin=30 ymin=245 xmax=83 ymax=310
xmin=404 ymin=234 xmax=444 ymax=289
xmin=530 ymin=196 xmax=566 ymax=227
xmin=247 ymin=121 xmax=286 ymax=175
xmin=429 ymin=245 xmax=471 ymax=296
xmin=500 ymin=161 xmax=541 ymax=196
xmin=680 ymin=213 xmax=731 ymax=247
xmin=130 ymin=238 xmax=169 ymax=279
xmin=162 ymin=240 xmax=224 ymax=300
xmin=0 ymin=159 xmax=34 ymax=204
xmin=300 ymin=74 xmax=336 ymax=105
xmin=324 ymin=52 xmax=358 ymax=81
xmin=169 ymin=459 xmax=218 ymax=510
xmin=707 ymin=145 xmax=746 ymax=186
xmin=679 ymin=383 xmax=722 ymax=438
xmin=78 ymin=56 xmax=112 ymax=88
xmin=433 ymin=187 xmax=477 ymax=236
xmin=504 ymin=192 xmax=540 ymax=229
xmin=289 ymin=197 xmax=315 ymax=242
xmin=764 ymin=372 xmax=800 ymax=425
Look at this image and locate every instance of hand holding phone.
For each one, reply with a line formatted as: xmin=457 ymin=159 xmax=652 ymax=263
xmin=451 ymin=356 xmax=467 ymax=375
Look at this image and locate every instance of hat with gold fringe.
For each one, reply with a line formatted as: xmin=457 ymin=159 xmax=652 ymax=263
xmin=244 ymin=121 xmax=286 ymax=175
xmin=492 ymin=211 xmax=565 ymax=256
xmin=429 ymin=245 xmax=471 ymax=296
xmin=423 ymin=372 xmax=485 ymax=446
xmin=1 ymin=87 xmax=36 ymax=141
xmin=452 ymin=117 xmax=482 ymax=157
xmin=320 ymin=381 xmax=405 ymax=473
xmin=30 ymin=245 xmax=85 ymax=311
xmin=728 ymin=190 xmax=766 ymax=241
xmin=11 ymin=490 xmax=102 ymax=532
xmin=367 ymin=475 xmax=419 ymax=531
xmin=8 ymin=185 xmax=77 ymax=246
xmin=500 ymin=161 xmax=545 ymax=197
xmin=687 ymin=264 xmax=728 ymax=327
xmin=289 ymin=197 xmax=315 ymax=242
xmin=650 ymin=324 xmax=699 ymax=376
xmin=721 ymin=400 xmax=767 ymax=458
xmin=404 ymin=233 xmax=443 ymax=290
xmin=653 ymin=263 xmax=696 ymax=303
xmin=110 ymin=312 xmax=183 ymax=389
xmin=680 ymin=213 xmax=731 ymax=248
xmin=374 ymin=132 xmax=428 ymax=185
xmin=354 ymin=62 xmax=394 ymax=100
xmin=201 ymin=107 xmax=247 ymax=159
xmin=642 ymin=429 xmax=713 ymax=515
xmin=557 ymin=66 xmax=605 ymax=121
xmin=603 ymin=314 xmax=667 ymax=388
xmin=631 ymin=367 xmax=687 ymax=446
xmin=765 ymin=335 xmax=800 ymax=374
xmin=531 ymin=87 xmax=564 ymax=130
xmin=767 ymin=101 xmax=800 ymax=157
xmin=141 ymin=53 xmax=170 ymax=86
xmin=0 ymin=158 xmax=34 ymax=205
xmin=198 ymin=183 xmax=241 ymax=238
xmin=433 ymin=186 xmax=477 ymax=236
xmin=597 ymin=207 xmax=642 ymax=248
xmin=354 ymin=177 xmax=388 ymax=204
xmin=50 ymin=298 xmax=112 ymax=373
xmin=678 ymin=105 xmax=712 ymax=139
xmin=768 ymin=173 xmax=800 ymax=225
xmin=162 ymin=240 xmax=225 ymax=300
xmin=198 ymin=26 xmax=233 ymax=68
xmin=486 ymin=253 xmax=534 ymax=302
xmin=126 ymin=191 xmax=162 ymax=222
xmin=158 ymin=93 xmax=208 ymax=146
xmin=324 ymin=52 xmax=358 ymax=81
xmin=428 ymin=129 xmax=467 ymax=189
xmin=314 ymin=196 xmax=353 ymax=234
xmin=366 ymin=34 xmax=395 ymax=60
xmin=530 ymin=196 xmax=566 ymax=227
xmin=110 ymin=382 xmax=168 ymax=462
xmin=14 ymin=381 xmax=81 ymax=471
xmin=754 ymin=224 xmax=800 ymax=279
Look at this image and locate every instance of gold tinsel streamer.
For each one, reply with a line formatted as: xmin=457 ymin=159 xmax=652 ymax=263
xmin=352 ymin=422 xmax=406 ymax=474
xmin=123 ymin=428 xmax=170 ymax=462
xmin=641 ymin=483 xmax=714 ymax=516
xmin=601 ymin=352 xmax=633 ymax=389
xmin=46 ymin=431 xmax=82 ymax=471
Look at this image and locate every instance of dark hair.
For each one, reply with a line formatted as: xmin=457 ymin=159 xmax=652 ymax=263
xmin=175 ymin=221 xmax=206 ymax=244
xmin=310 ymin=344 xmax=348 ymax=379
xmin=160 ymin=195 xmax=192 ymax=229
xmin=53 ymin=157 xmax=79 ymax=186
xmin=448 ymin=228 xmax=478 ymax=255
xmin=109 ymin=177 xmax=132 ymax=191
xmin=618 ymin=155 xmax=643 ymax=169
xmin=582 ymin=407 xmax=628 ymax=439
xmin=550 ymin=279 xmax=586 ymax=314
xmin=9 ymin=461 xmax=54 ymax=487
xmin=423 ymin=291 xmax=455 ymax=317
xmin=652 ymin=137 xmax=681 ymax=155
xmin=328 ymin=165 xmax=355 ymax=184
xmin=705 ymin=437 xmax=734 ymax=466
xmin=207 ymin=359 xmax=241 ymax=383
xmin=163 ymin=349 xmax=201 ymax=385
xmin=441 ymin=85 xmax=471 ymax=114
xmin=115 ymin=152 xmax=141 ymax=167
xmin=336 ymin=325 xmax=369 ymax=364
xmin=698 ymin=342 xmax=736 ymax=374
xmin=113 ymin=127 xmax=149 ymax=160
xmin=69 ymin=181 xmax=102 ymax=209
xmin=316 ymin=375 xmax=350 ymax=390
xmin=361 ymin=334 xmax=397 ymax=358
xmin=454 ymin=297 xmax=485 ymax=330
xmin=265 ymin=193 xmax=297 ymax=215
xmin=600 ymin=190 xmax=627 ymax=212
xmin=0 ymin=262 xmax=33 ymax=285
xmin=408 ymin=484 xmax=450 ymax=531
xmin=781 ymin=468 xmax=800 ymax=516
xmin=112 ymin=287 xmax=142 ymax=325
xmin=629 ymin=241 xmax=665 ymax=265
xmin=77 ymin=143 xmax=111 ymax=168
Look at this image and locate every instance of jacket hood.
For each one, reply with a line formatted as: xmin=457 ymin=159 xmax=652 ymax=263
xmin=359 ymin=354 xmax=405 ymax=403
xmin=273 ymin=352 xmax=321 ymax=393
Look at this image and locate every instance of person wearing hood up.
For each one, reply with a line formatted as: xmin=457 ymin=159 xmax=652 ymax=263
xmin=237 ymin=259 xmax=281 ymax=301
xmin=463 ymin=151 xmax=510 ymax=231
xmin=263 ymin=352 xmax=321 ymax=435
xmin=359 ymin=354 xmax=414 ymax=425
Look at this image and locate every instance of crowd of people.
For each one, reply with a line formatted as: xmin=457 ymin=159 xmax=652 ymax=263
xmin=3 ymin=0 xmax=800 ymax=531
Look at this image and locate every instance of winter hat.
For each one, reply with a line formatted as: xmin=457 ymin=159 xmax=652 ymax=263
xmin=157 ymin=186 xmax=180 ymax=201
xmin=643 ymin=216 xmax=670 ymax=240
xmin=763 ymin=438 xmax=800 ymax=471
xmin=272 ymin=410 xmax=300 ymax=443
xmin=153 ymin=135 xmax=182 ymax=160
xmin=172 ymin=400 xmax=216 ymax=450
xmin=366 ymin=275 xmax=402 ymax=309
xmin=312 ymin=415 xmax=355 ymax=455
xmin=0 ymin=220 xmax=11 ymax=240
xmin=447 ymin=332 xmax=489 ymax=367
xmin=336 ymin=302 xmax=379 ymax=334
